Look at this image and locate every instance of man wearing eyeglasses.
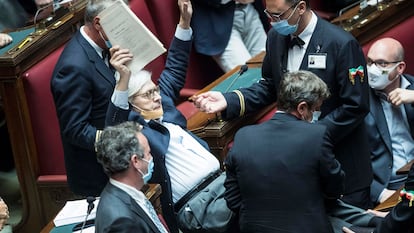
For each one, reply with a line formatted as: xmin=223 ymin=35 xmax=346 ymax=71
xmin=195 ymin=0 xmax=372 ymax=211
xmin=364 ymin=37 xmax=414 ymax=206
xmin=105 ymin=1 xmax=235 ymax=233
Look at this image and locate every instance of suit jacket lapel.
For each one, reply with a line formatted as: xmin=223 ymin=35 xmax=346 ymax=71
xmin=109 ymin=183 xmax=161 ymax=233
xmin=404 ymin=75 xmax=414 ymax=138
xmin=300 ymin=16 xmax=324 ymax=69
xmin=369 ymin=90 xmax=393 ymax=153
xmin=76 ymin=32 xmax=115 ymax=86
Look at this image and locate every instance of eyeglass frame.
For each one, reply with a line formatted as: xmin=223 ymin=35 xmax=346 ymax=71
xmin=133 ymin=85 xmax=160 ymax=99
xmin=264 ymin=1 xmax=300 ymax=22
xmin=366 ymin=58 xmax=401 ymax=68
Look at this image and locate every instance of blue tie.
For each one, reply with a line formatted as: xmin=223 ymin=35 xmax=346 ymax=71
xmin=145 ymin=199 xmax=168 ymax=233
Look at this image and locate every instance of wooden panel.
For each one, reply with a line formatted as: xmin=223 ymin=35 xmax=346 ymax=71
xmin=331 ymin=0 xmax=414 ymax=45
xmin=0 ymin=2 xmax=87 ymax=232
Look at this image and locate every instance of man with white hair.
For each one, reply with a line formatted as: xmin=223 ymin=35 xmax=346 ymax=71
xmin=106 ymin=1 xmax=226 ymax=232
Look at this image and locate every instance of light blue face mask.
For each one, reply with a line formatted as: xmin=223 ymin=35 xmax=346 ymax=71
xmin=99 ymin=31 xmax=112 ymax=49
xmin=311 ymin=111 xmax=321 ymax=123
xmin=270 ymin=4 xmax=300 ymax=36
xmin=139 ymin=158 xmax=154 ymax=184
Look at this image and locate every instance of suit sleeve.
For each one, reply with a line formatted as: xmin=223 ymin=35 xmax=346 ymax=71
xmin=158 ymin=37 xmax=192 ymax=103
xmin=52 ymin=64 xmax=99 ymax=151
xmin=102 ymin=217 xmax=153 ymax=233
xmin=222 ymin=30 xmax=278 ymax=120
xmin=319 ymin=38 xmax=369 ymax=144
xmin=224 ymin=149 xmax=242 ymax=212
xmin=318 ymin=129 xmax=345 ymax=198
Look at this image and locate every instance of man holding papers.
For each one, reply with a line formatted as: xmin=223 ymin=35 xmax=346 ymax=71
xmin=105 ymin=1 xmax=234 ymax=233
xmin=51 ymin=0 xmax=128 ymax=197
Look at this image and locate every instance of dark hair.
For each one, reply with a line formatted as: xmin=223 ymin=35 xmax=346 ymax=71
xmin=95 ymin=121 xmax=144 ymax=176
xmin=277 ymin=70 xmax=330 ymax=112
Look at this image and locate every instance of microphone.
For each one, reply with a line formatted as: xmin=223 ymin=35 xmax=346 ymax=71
xmin=73 ymin=196 xmax=96 ymax=233
xmin=225 ymin=64 xmax=249 ymax=92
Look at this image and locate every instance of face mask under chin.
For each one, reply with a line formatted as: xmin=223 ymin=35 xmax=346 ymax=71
xmin=131 ymin=103 xmax=164 ymax=120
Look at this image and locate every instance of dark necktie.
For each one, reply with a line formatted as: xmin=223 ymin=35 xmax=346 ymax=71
xmin=101 ymin=49 xmax=115 ymax=74
xmin=289 ymin=36 xmax=305 ymax=49
xmin=101 ymin=49 xmax=110 ymax=61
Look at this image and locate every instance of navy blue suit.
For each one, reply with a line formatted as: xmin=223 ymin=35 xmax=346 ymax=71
xmin=225 ymin=113 xmax=345 ymax=233
xmin=106 ymin=37 xmax=209 ymax=233
xmin=95 ymin=183 xmax=162 ymax=233
xmin=51 ymin=30 xmax=113 ymax=197
xmin=365 ymin=74 xmax=414 ymax=203
xmin=191 ymin=0 xmax=268 ymax=56
xmin=222 ymin=16 xmax=372 ymax=208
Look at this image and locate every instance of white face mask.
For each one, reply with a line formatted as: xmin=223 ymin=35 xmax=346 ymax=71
xmin=367 ymin=63 xmax=399 ymax=90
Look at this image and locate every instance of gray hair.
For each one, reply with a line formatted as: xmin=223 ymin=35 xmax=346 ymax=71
xmin=95 ymin=121 xmax=144 ymax=176
xmin=277 ymin=70 xmax=330 ymax=112
xmin=84 ymin=0 xmax=128 ymax=24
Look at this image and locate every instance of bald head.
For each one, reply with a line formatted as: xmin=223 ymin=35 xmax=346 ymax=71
xmin=367 ymin=37 xmax=404 ymax=63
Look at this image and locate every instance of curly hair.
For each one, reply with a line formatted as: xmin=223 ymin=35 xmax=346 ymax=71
xmin=95 ymin=121 xmax=144 ymax=176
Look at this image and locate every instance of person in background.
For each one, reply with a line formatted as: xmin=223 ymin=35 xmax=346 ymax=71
xmin=0 ymin=34 xmax=12 ymax=49
xmin=191 ymin=0 xmax=268 ymax=72
xmin=95 ymin=121 xmax=168 ymax=233
xmin=0 ymin=198 xmax=9 ymax=232
xmin=225 ymin=70 xmax=345 ymax=233
xmin=364 ymin=37 xmax=414 ymax=205
xmin=194 ymin=0 xmax=372 ymax=210
xmin=51 ymin=0 xmax=126 ymax=197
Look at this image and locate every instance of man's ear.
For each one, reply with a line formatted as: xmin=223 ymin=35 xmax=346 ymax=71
xmin=297 ymin=101 xmax=308 ymax=116
xmin=397 ymin=61 xmax=406 ymax=75
xmin=93 ymin=16 xmax=102 ymax=31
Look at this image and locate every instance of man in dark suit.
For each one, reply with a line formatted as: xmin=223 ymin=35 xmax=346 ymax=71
xmin=364 ymin=38 xmax=414 ymax=205
xmin=194 ymin=0 xmax=373 ymax=210
xmin=191 ymin=0 xmax=268 ymax=72
xmin=225 ymin=70 xmax=345 ymax=233
xmin=51 ymin=0 xmax=125 ymax=197
xmin=95 ymin=121 xmax=168 ymax=233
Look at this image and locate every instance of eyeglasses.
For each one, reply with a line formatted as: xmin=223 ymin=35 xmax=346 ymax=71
xmin=366 ymin=58 xmax=401 ymax=68
xmin=134 ymin=85 xmax=160 ymax=99
xmin=264 ymin=2 xmax=298 ymax=22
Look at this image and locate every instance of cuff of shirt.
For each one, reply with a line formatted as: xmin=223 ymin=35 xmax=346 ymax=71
xmin=111 ymin=90 xmax=130 ymax=110
xmin=175 ymin=25 xmax=192 ymax=41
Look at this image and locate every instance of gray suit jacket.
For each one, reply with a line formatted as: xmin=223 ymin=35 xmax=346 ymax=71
xmin=365 ymin=74 xmax=414 ymax=203
xmin=95 ymin=183 xmax=161 ymax=233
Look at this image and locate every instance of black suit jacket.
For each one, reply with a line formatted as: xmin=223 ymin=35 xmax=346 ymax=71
xmin=365 ymin=74 xmax=414 ymax=203
xmin=225 ymin=113 xmax=345 ymax=233
xmin=51 ymin=30 xmax=113 ymax=196
xmin=95 ymin=183 xmax=161 ymax=233
xmin=222 ymin=16 xmax=372 ymax=200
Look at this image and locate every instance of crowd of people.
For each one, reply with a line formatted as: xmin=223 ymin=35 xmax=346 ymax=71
xmin=2 ymin=0 xmax=414 ymax=232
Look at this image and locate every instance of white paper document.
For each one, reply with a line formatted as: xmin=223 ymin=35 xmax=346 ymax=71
xmin=98 ymin=0 xmax=166 ymax=72
xmin=53 ymin=198 xmax=99 ymax=227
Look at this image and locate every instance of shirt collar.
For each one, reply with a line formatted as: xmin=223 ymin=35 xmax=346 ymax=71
xmin=80 ymin=26 xmax=105 ymax=59
xmin=295 ymin=11 xmax=317 ymax=50
xmin=109 ymin=178 xmax=147 ymax=204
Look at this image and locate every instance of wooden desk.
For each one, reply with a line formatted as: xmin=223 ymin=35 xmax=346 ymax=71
xmin=397 ymin=159 xmax=414 ymax=175
xmin=39 ymin=184 xmax=162 ymax=233
xmin=187 ymin=52 xmax=276 ymax=163
xmin=330 ymin=0 xmax=414 ymax=44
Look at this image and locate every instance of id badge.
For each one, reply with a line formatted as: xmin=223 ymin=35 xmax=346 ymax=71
xmin=308 ymin=53 xmax=327 ymax=69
